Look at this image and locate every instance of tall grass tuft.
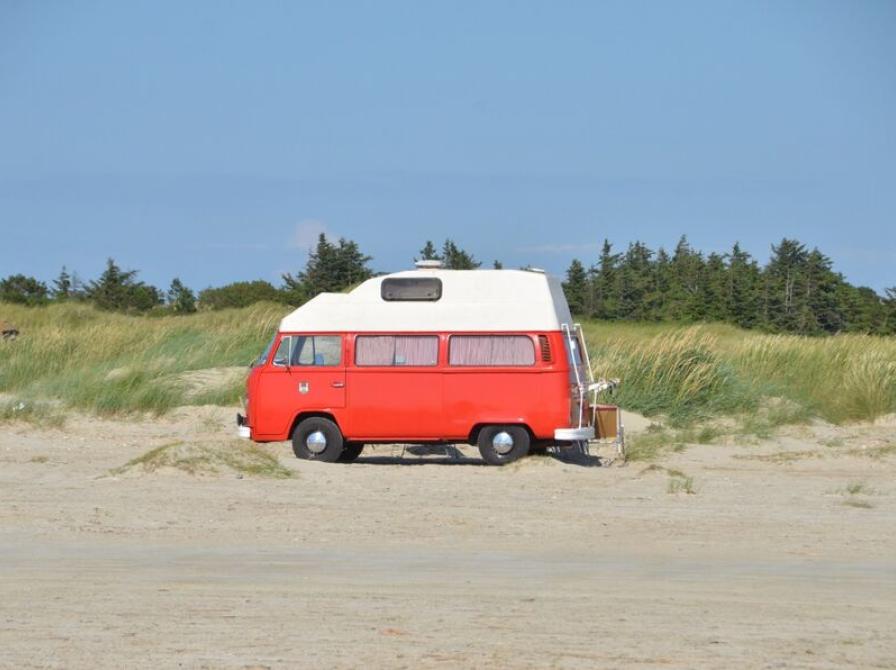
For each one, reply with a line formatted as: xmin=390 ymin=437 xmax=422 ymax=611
xmin=583 ymin=322 xmax=896 ymax=426
xmin=731 ymin=333 xmax=896 ymax=423
xmin=587 ymin=326 xmax=755 ymax=424
xmin=0 ymin=301 xmax=283 ymax=416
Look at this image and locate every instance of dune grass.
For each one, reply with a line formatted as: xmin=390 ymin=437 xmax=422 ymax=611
xmin=2 ymin=302 xmax=894 ymax=428
xmin=0 ymin=397 xmax=67 ymax=428
xmin=110 ymin=440 xmax=295 ymax=478
xmin=0 ymin=301 xmax=283 ymax=416
xmin=583 ymin=321 xmax=896 ymax=426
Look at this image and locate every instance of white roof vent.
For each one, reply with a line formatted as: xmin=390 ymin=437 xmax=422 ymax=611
xmin=414 ymin=259 xmax=443 ymax=269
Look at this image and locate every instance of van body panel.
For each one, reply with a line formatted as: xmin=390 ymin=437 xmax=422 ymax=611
xmin=251 ymin=334 xmax=346 ymax=440
xmin=247 ymin=330 xmax=579 ymax=443
xmin=441 ymin=369 xmax=547 ymax=439
xmin=347 ymin=368 xmax=443 ymax=438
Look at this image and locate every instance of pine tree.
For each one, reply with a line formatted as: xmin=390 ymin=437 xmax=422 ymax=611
xmin=492 ymin=260 xmax=503 ymax=269
xmin=282 ymin=234 xmax=373 ymax=301
xmin=51 ymin=266 xmax=73 ymax=301
xmin=593 ymin=239 xmax=621 ymax=319
xmin=167 ymin=278 xmax=197 ymax=314
xmin=440 ymin=239 xmax=481 ymax=269
xmin=86 ymin=258 xmax=162 ymax=312
xmin=418 ymin=241 xmax=441 ymax=261
xmin=280 ymin=273 xmax=308 ymax=306
xmin=700 ymin=252 xmax=728 ymax=321
xmin=616 ymin=242 xmax=656 ymax=320
xmin=725 ymin=243 xmax=760 ymax=328
xmin=563 ymin=259 xmax=589 ymax=315
xmin=303 ymin=234 xmax=341 ymax=294
xmin=653 ymin=248 xmax=672 ymax=318
xmin=667 ymin=236 xmax=704 ymax=321
xmin=87 ymin=259 xmax=137 ymax=311
xmin=334 ymin=238 xmax=374 ymax=288
xmin=840 ymin=285 xmax=886 ymax=334
xmin=803 ymin=248 xmax=843 ymax=334
xmin=763 ymin=239 xmax=810 ymax=332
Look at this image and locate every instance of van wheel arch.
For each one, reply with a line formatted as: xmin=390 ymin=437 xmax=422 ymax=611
xmin=468 ymin=422 xmax=534 ymax=446
xmin=289 ymin=412 xmax=340 ymax=441
xmin=476 ymin=425 xmax=532 ymax=465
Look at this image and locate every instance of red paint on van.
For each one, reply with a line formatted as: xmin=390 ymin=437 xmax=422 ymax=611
xmin=246 ymin=330 xmax=573 ymax=444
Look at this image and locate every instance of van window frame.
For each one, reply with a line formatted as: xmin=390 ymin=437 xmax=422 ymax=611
xmin=447 ymin=334 xmax=538 ymax=368
xmin=269 ymin=333 xmax=344 ymax=368
xmin=353 ymin=333 xmax=441 ymax=368
xmin=271 ymin=335 xmax=293 ymax=368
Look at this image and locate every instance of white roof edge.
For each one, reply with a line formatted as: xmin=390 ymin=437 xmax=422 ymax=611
xmin=279 ymin=269 xmax=573 ymax=332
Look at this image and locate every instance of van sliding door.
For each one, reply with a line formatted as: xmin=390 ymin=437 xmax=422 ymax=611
xmin=347 ymin=335 xmax=443 ymax=439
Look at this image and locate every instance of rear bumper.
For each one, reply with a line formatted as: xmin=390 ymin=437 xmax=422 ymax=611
xmin=236 ymin=413 xmax=251 ymax=439
xmin=554 ymin=426 xmax=594 ymax=441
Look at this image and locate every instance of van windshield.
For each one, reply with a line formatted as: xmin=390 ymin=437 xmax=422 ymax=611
xmin=253 ymin=335 xmax=276 ymax=367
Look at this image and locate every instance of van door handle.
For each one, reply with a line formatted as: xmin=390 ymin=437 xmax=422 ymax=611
xmin=331 ymin=381 xmax=345 ymax=388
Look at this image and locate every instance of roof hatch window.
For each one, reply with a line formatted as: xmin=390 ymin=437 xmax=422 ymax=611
xmin=381 ymin=277 xmax=442 ymax=301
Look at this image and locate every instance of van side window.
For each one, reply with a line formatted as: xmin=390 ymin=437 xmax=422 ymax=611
xmin=355 ymin=335 xmax=439 ymax=366
xmin=292 ymin=336 xmax=342 ymax=366
xmin=448 ymin=335 xmax=536 ymax=366
xmin=272 ymin=335 xmax=342 ymax=366
xmin=254 ymin=334 xmax=277 ymax=367
xmin=272 ymin=337 xmax=292 ymax=366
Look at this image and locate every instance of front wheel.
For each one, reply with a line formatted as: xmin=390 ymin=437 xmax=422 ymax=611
xmin=477 ymin=425 xmax=530 ymax=466
xmin=292 ymin=417 xmax=344 ymax=462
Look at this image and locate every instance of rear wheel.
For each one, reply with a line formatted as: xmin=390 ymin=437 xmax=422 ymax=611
xmin=477 ymin=425 xmax=530 ymax=466
xmin=292 ymin=417 xmax=344 ymax=462
xmin=338 ymin=442 xmax=364 ymax=463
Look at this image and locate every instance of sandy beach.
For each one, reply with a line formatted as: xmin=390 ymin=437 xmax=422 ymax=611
xmin=1 ymin=407 xmax=894 ymax=669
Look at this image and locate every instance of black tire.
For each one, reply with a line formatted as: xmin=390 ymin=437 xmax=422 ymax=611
xmin=291 ymin=417 xmax=344 ymax=462
xmin=338 ymin=442 xmax=364 ymax=463
xmin=477 ymin=425 xmax=530 ymax=466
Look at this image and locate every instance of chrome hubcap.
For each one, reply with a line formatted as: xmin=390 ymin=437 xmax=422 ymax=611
xmin=492 ymin=430 xmax=514 ymax=455
xmin=306 ymin=430 xmax=327 ymax=454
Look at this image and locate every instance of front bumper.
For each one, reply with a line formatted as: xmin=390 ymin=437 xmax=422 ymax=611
xmin=236 ymin=413 xmax=251 ymax=439
xmin=554 ymin=426 xmax=595 ymax=441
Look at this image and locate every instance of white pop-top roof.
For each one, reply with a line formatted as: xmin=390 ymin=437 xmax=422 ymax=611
xmin=279 ymin=269 xmax=574 ymax=333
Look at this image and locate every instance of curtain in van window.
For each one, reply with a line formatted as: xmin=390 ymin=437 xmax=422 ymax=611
xmin=355 ymin=335 xmax=438 ymax=366
xmin=449 ymin=335 xmax=535 ymax=366
xmin=394 ymin=336 xmax=438 ymax=365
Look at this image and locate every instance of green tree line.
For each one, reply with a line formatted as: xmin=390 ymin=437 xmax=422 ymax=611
xmin=562 ymin=237 xmax=896 ymax=335
xmin=0 ymin=236 xmax=481 ymax=314
xmin=3 ymin=233 xmax=893 ymax=334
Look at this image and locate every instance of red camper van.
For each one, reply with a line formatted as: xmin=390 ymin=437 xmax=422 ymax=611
xmin=237 ymin=266 xmax=598 ymax=465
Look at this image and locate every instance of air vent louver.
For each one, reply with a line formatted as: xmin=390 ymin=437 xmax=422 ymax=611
xmin=538 ymin=335 xmax=551 ymax=362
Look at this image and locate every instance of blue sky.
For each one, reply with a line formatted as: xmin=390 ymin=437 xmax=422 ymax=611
xmin=1 ymin=1 xmax=894 ymax=292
